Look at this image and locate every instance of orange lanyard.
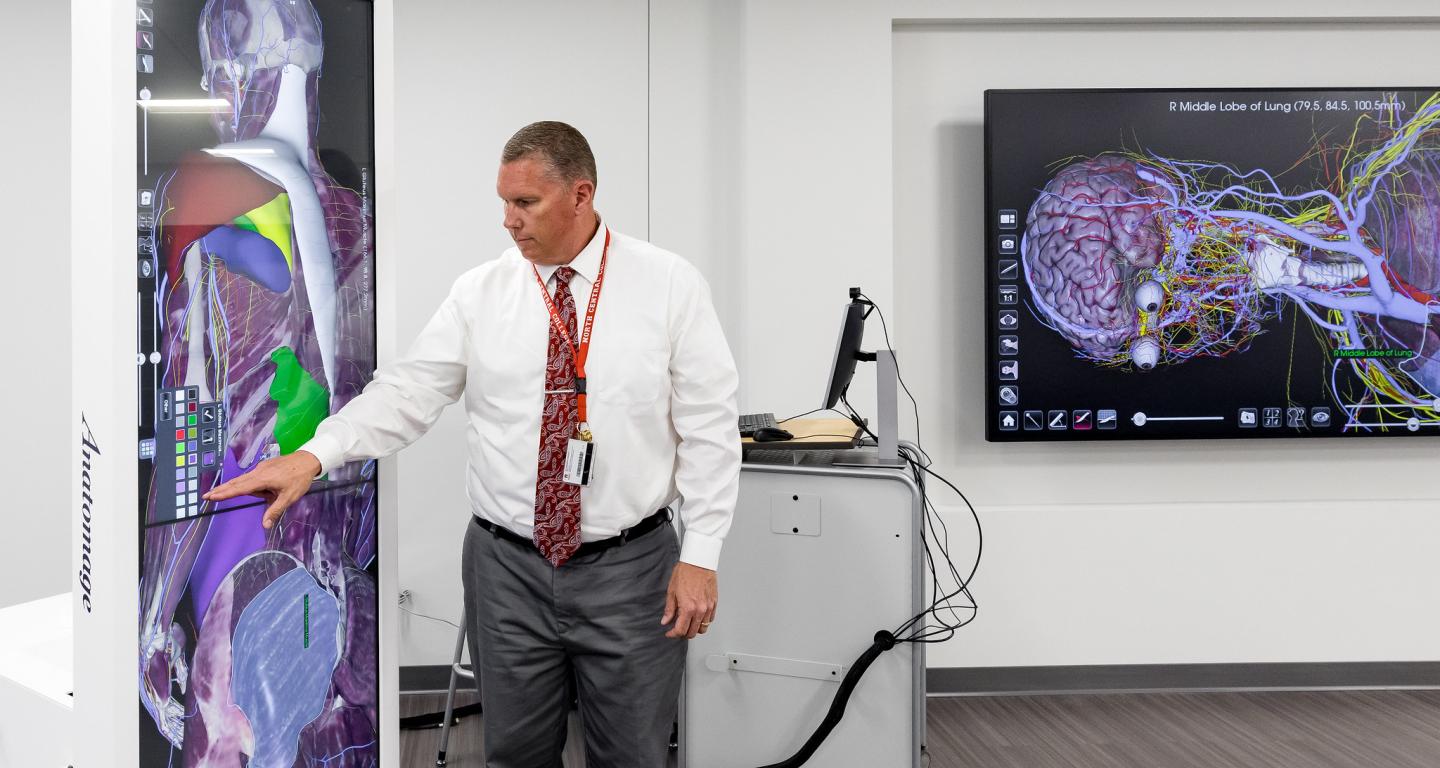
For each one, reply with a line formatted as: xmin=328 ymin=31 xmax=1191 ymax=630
xmin=531 ymin=227 xmax=610 ymax=439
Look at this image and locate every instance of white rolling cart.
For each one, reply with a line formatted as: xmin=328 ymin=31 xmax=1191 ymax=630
xmin=681 ymin=454 xmax=926 ymax=767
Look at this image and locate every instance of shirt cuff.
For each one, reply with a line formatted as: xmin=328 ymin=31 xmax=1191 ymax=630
xmin=679 ymin=530 xmax=724 ymax=571
xmin=296 ymin=432 xmax=346 ymax=478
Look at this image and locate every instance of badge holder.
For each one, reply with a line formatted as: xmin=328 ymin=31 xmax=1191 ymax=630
xmin=563 ymin=434 xmax=595 ymax=486
xmin=563 ymin=377 xmax=595 ymax=486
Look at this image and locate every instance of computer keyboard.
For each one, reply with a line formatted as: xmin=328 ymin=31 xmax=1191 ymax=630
xmin=743 ymin=448 xmax=845 ymax=466
xmin=737 ymin=412 xmax=780 ymax=437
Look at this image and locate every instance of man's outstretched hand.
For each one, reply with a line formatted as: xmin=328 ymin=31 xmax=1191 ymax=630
xmin=202 ymin=450 xmax=322 ymax=529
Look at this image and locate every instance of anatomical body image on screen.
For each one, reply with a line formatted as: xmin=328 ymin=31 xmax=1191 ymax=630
xmin=134 ymin=0 xmax=379 ymax=764
xmin=986 ymin=88 xmax=1440 ymax=441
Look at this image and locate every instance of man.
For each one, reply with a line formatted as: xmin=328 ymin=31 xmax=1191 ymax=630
xmin=206 ymin=121 xmax=741 ymax=767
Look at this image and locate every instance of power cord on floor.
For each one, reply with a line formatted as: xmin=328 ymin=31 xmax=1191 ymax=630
xmin=400 ymin=701 xmax=484 ymax=731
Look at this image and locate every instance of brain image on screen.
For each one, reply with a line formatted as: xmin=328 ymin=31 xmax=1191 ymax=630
xmin=1021 ymin=94 xmax=1440 ymax=432
xmin=136 ymin=0 xmax=378 ymax=765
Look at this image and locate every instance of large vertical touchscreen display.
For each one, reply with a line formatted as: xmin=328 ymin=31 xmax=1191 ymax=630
xmin=135 ymin=1 xmax=379 ymax=764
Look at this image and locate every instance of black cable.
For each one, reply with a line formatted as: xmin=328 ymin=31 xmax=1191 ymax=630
xmin=754 ymin=632 xmax=898 ymax=768
xmin=399 ymin=702 xmax=484 ymax=731
xmin=856 ymin=291 xmax=931 ymax=466
xmin=890 ymin=445 xmax=981 ymax=642
xmin=909 ymin=484 xmax=972 ymax=637
xmin=776 ymin=406 xmax=845 ymax=423
xmin=836 ymin=294 xmax=982 ymax=644
xmin=836 ymin=394 xmax=975 ymax=638
xmin=925 ymin=494 xmax=979 ymax=631
xmin=912 ymin=466 xmax=944 ymax=629
xmin=896 ymin=454 xmax=982 ymax=643
xmin=910 ymin=460 xmax=982 ymax=595
xmin=399 ymin=604 xmax=461 ymax=630
xmin=839 ymin=393 xmax=876 ymax=441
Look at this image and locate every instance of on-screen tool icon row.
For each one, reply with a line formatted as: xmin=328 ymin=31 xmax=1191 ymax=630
xmin=999 ymin=409 xmax=1118 ymax=432
xmin=1238 ymin=406 xmax=1330 ymax=429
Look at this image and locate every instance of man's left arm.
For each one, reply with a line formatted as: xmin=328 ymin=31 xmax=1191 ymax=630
xmin=661 ymin=262 xmax=741 ymax=639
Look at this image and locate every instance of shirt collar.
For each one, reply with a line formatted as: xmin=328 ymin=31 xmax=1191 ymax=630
xmin=535 ymin=215 xmax=606 ymax=287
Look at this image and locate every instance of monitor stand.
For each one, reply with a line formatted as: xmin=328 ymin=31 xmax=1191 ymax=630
xmin=834 ymin=349 xmax=907 ymax=468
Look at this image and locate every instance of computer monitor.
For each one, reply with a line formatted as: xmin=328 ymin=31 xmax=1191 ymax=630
xmin=821 ymin=289 xmax=906 ymax=467
xmin=823 ymin=296 xmax=868 ymax=409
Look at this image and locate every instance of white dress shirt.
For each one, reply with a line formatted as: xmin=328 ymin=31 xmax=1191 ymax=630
xmin=299 ymin=223 xmax=741 ymax=570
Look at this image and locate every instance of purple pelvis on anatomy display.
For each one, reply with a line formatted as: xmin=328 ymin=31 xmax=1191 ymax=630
xmin=1020 ymin=95 xmax=1440 ymax=425
xmin=179 ymin=552 xmax=377 ymax=767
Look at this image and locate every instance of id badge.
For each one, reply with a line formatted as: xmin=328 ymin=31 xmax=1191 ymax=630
xmin=563 ymin=438 xmax=595 ymax=486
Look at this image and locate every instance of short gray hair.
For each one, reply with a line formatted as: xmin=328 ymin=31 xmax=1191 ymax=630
xmin=501 ymin=121 xmax=597 ymax=187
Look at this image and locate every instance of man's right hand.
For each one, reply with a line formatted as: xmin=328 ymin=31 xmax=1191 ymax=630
xmin=203 ymin=450 xmax=322 ymax=529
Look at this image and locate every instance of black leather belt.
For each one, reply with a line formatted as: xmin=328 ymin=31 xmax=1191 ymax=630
xmin=473 ymin=507 xmax=672 ymax=558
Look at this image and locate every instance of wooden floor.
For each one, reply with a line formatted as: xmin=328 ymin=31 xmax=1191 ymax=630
xmin=399 ymin=691 xmax=600 ymax=767
xmin=401 ymin=689 xmax=1440 ymax=767
xmin=927 ymin=690 xmax=1440 ymax=768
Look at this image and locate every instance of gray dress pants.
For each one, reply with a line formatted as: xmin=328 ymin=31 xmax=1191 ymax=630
xmin=462 ymin=515 xmax=686 ymax=768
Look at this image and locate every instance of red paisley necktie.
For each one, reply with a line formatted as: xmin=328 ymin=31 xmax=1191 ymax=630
xmin=533 ymin=266 xmax=582 ymax=566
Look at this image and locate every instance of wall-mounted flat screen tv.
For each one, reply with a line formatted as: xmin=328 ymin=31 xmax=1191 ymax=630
xmin=986 ymin=88 xmax=1440 ymax=441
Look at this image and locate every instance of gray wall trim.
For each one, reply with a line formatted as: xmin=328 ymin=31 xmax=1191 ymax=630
xmin=927 ymin=663 xmax=1440 ymax=696
xmin=401 ymin=664 xmax=466 ymax=693
xmin=402 ymin=662 xmax=1440 ymax=695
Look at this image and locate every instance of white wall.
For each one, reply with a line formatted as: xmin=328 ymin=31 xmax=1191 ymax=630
xmin=393 ymin=0 xmax=1440 ymax=670
xmin=0 ymin=0 xmax=70 ymax=610
xmin=645 ymin=0 xmax=1440 ymax=670
xmin=390 ymin=0 xmax=651 ymax=665
xmin=892 ymin=17 xmax=1440 ymax=668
